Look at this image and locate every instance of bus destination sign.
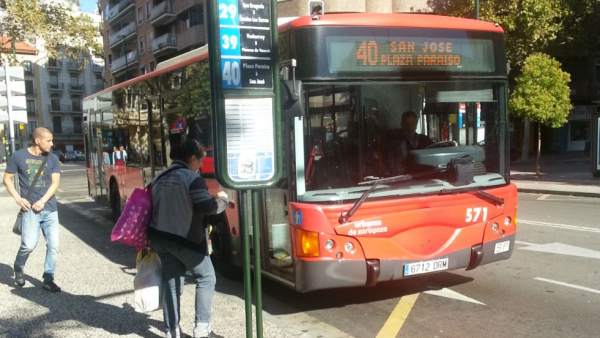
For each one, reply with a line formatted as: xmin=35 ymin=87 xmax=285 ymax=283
xmin=327 ymin=35 xmax=496 ymax=74
xmin=218 ymin=0 xmax=273 ymax=89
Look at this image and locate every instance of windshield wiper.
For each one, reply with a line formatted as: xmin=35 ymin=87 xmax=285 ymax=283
xmin=338 ymin=174 xmax=413 ymax=224
xmin=438 ymin=187 xmax=504 ymax=206
xmin=338 ymin=169 xmax=442 ymax=224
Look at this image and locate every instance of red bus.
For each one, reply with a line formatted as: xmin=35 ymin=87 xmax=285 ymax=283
xmin=83 ymin=13 xmax=517 ymax=292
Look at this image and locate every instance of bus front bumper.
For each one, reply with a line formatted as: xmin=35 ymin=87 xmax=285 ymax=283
xmin=294 ymin=235 xmax=515 ymax=292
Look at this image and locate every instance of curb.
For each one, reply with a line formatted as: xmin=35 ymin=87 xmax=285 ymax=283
xmin=516 ymin=187 xmax=600 ymax=198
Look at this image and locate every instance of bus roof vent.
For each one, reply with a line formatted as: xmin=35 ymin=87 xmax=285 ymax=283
xmin=156 ymin=45 xmax=209 ymax=71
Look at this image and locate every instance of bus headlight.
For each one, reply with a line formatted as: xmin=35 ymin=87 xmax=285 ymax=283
xmin=296 ymin=229 xmax=319 ymax=257
xmin=344 ymin=241 xmax=355 ymax=253
xmin=504 ymin=217 xmax=512 ymax=227
xmin=491 ymin=222 xmax=500 ymax=232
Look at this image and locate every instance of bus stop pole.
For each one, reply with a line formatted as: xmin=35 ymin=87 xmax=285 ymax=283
xmin=251 ymin=189 xmax=263 ymax=338
xmin=240 ymin=190 xmax=253 ymax=338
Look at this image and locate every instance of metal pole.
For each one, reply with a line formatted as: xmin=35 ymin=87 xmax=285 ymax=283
xmin=251 ymin=189 xmax=263 ymax=338
xmin=475 ymin=0 xmax=480 ymax=19
xmin=4 ymin=63 xmax=16 ymax=155
xmin=240 ymin=190 xmax=253 ymax=338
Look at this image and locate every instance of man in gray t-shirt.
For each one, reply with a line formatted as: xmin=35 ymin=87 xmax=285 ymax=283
xmin=3 ymin=127 xmax=62 ymax=292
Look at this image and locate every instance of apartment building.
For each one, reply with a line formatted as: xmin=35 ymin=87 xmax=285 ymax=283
xmin=0 ymin=39 xmax=37 ymax=161
xmin=277 ymin=0 xmax=429 ymax=17
xmin=1 ymin=0 xmax=105 ymax=155
xmin=100 ymin=0 xmax=207 ymax=85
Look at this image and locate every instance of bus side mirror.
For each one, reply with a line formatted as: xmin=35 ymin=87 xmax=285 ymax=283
xmin=281 ymin=80 xmax=304 ymax=117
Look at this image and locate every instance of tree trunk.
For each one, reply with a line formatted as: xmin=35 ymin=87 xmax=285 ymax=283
xmin=536 ymin=124 xmax=542 ymax=177
xmin=521 ymin=119 xmax=530 ymax=161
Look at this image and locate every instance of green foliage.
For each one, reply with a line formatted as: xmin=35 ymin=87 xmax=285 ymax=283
xmin=552 ymin=0 xmax=600 ymax=56
xmin=509 ymin=53 xmax=572 ymax=128
xmin=167 ymin=63 xmax=212 ymax=122
xmin=0 ymin=0 xmax=101 ymax=64
xmin=428 ymin=0 xmax=568 ymax=71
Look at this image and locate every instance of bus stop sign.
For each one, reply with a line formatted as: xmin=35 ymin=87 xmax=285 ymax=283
xmin=208 ymin=0 xmax=280 ymax=189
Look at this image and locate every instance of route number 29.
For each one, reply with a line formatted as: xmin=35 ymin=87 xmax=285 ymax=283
xmin=465 ymin=207 xmax=488 ymax=223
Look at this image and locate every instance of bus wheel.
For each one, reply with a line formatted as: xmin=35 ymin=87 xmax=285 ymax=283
xmin=209 ymin=218 xmax=239 ymax=279
xmin=110 ymin=180 xmax=121 ymax=221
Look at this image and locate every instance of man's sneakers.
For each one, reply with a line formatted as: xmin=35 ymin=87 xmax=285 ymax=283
xmin=42 ymin=279 xmax=62 ymax=293
xmin=14 ymin=271 xmax=25 ymax=287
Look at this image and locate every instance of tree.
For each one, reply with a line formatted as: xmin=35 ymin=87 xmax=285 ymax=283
xmin=427 ymin=0 xmax=568 ymax=75
xmin=0 ymin=0 xmax=100 ymax=64
xmin=509 ymin=53 xmax=572 ymax=176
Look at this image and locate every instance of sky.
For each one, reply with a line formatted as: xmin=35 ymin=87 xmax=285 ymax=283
xmin=80 ymin=0 xmax=98 ymax=14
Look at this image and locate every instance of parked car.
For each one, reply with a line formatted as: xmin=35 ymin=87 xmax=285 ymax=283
xmin=65 ymin=150 xmax=85 ymax=162
xmin=52 ymin=150 xmax=65 ymax=162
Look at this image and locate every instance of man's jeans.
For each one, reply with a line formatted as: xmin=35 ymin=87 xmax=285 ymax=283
xmin=14 ymin=210 xmax=60 ymax=281
xmin=152 ymin=238 xmax=216 ymax=336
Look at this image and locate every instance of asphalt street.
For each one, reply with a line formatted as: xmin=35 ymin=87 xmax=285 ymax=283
xmin=2 ymin=162 xmax=599 ymax=337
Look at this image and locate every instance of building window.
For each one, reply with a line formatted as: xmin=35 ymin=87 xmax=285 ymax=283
xmin=73 ymin=116 xmax=82 ymax=134
xmin=140 ymin=65 xmax=146 ymax=74
xmin=95 ymin=72 xmax=103 ymax=80
xmin=72 ymin=96 xmax=82 ymax=111
xmin=53 ymin=116 xmax=62 ymax=134
xmin=70 ymin=73 xmax=79 ymax=85
xmin=28 ymin=120 xmax=37 ymax=135
xmin=25 ymin=80 xmax=34 ymax=95
xmin=139 ymin=38 xmax=145 ymax=53
xmin=570 ymin=121 xmax=589 ymax=142
xmin=48 ymin=58 xmax=59 ymax=68
xmin=26 ymin=99 xmax=35 ymax=116
xmin=146 ymin=3 xmax=150 ymax=18
xmin=137 ymin=7 xmax=144 ymax=23
xmin=51 ymin=95 xmax=61 ymax=111
xmin=22 ymin=61 xmax=33 ymax=75
xmin=150 ymin=61 xmax=155 ymax=71
xmin=186 ymin=6 xmax=204 ymax=28
xmin=49 ymin=71 xmax=59 ymax=84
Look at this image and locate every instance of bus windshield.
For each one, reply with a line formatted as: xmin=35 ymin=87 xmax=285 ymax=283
xmin=299 ymin=81 xmax=507 ymax=201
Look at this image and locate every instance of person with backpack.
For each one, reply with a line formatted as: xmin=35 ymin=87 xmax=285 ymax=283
xmin=3 ymin=127 xmax=62 ymax=292
xmin=148 ymin=137 xmax=228 ymax=338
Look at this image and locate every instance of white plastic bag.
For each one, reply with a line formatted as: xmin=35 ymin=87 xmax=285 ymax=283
xmin=134 ymin=249 xmax=162 ymax=313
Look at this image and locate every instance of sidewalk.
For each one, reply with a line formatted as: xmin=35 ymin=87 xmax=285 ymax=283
xmin=511 ymin=153 xmax=600 ymax=197
xmin=0 ymin=191 xmax=305 ymax=337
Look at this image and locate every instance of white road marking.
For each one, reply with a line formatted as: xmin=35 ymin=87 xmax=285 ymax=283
xmin=534 ymin=277 xmax=600 ymax=295
xmin=515 ymin=240 xmax=537 ymax=246
xmin=518 ymin=242 xmax=600 ymax=260
xmin=537 ymin=194 xmax=550 ymax=200
xmin=423 ymin=288 xmax=486 ymax=305
xmin=519 ymin=219 xmax=600 ymax=234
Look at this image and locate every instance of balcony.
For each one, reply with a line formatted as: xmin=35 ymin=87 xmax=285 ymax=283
xmin=110 ymin=51 xmax=139 ymax=73
xmin=92 ymin=64 xmax=104 ymax=73
xmin=109 ymin=22 xmax=137 ymax=48
xmin=48 ymin=104 xmax=72 ymax=113
xmin=47 ymin=60 xmax=61 ymax=70
xmin=107 ymin=0 xmax=135 ymax=24
xmin=150 ymin=1 xmax=176 ymax=26
xmin=48 ymin=82 xmax=64 ymax=93
xmin=67 ymin=61 xmax=82 ymax=71
xmin=70 ymin=83 xmax=85 ymax=93
xmin=152 ymin=33 xmax=177 ymax=55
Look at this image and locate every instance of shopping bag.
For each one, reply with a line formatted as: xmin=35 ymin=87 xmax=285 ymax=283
xmin=111 ymin=188 xmax=152 ymax=250
xmin=134 ymin=249 xmax=162 ymax=313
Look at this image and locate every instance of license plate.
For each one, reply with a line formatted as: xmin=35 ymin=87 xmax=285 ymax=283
xmin=403 ymin=258 xmax=449 ymax=276
xmin=494 ymin=240 xmax=510 ymax=254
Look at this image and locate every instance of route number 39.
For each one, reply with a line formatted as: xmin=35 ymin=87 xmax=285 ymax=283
xmin=465 ymin=207 xmax=488 ymax=223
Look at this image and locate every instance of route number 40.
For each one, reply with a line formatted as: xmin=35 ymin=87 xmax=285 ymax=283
xmin=222 ymin=61 xmax=241 ymax=87
xmin=465 ymin=207 xmax=488 ymax=223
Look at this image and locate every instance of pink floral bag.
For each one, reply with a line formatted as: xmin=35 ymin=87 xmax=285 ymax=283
xmin=110 ymin=187 xmax=152 ymax=250
xmin=110 ymin=166 xmax=183 ymax=250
